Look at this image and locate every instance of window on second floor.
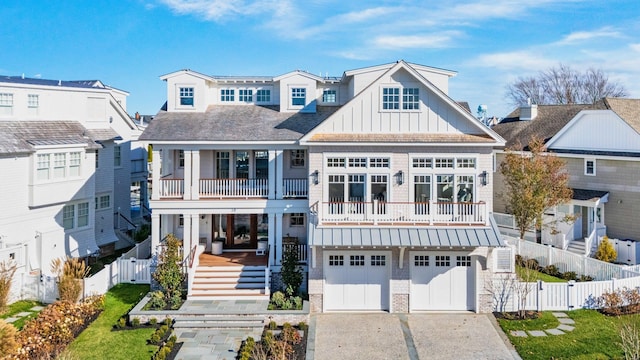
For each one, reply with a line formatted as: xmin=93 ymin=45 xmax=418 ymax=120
xmin=256 ymin=89 xmax=271 ymax=103
xmin=291 ymin=88 xmax=306 ymax=106
xmin=63 ymin=204 xmax=75 ymax=230
xmin=290 ymin=150 xmax=305 ymax=167
xmin=38 ymin=151 xmax=83 ymax=181
xmin=63 ymin=202 xmax=90 ymax=230
xmin=28 ymin=94 xmax=39 ymax=108
xmin=382 ymin=87 xmax=400 ymax=110
xmin=382 ymin=87 xmax=420 ymax=110
xmin=239 ymin=89 xmax=253 ymax=102
xmin=114 ymin=145 xmax=121 ymax=167
xmin=322 ymin=89 xmax=336 ymax=103
xmin=290 ymin=213 xmax=305 ymax=226
xmin=585 ymin=159 xmax=596 ymax=176
xmin=95 ymin=194 xmax=111 ymax=210
xmin=0 ymin=93 xmax=13 ymax=115
xmin=178 ymin=150 xmax=185 ymax=168
xmin=179 ymin=87 xmax=194 ymax=106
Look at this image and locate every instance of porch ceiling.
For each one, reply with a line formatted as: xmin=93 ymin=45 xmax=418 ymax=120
xmin=571 ymin=188 xmax=609 ymax=206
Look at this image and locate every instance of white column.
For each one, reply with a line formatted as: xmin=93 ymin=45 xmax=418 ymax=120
xmin=191 ymin=150 xmax=200 ymax=200
xmin=151 ymin=213 xmax=160 ymax=255
xmin=268 ymin=213 xmax=276 ymax=262
xmin=268 ymin=150 xmax=277 ymax=199
xmin=275 ymin=150 xmax=284 ymax=200
xmin=182 ymin=214 xmax=192 ymax=262
xmin=151 ymin=149 xmax=161 ymax=200
xmin=183 ymin=150 xmax=192 ymax=200
xmin=275 ymin=213 xmax=283 ymax=265
xmin=191 ymin=213 xmax=200 ymax=252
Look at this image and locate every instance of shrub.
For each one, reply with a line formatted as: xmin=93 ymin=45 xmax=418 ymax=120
xmin=115 ymin=316 xmax=127 ymax=329
xmin=562 ymin=271 xmax=577 ymax=281
xmin=149 ymin=317 xmax=158 ymax=326
xmin=596 ymin=236 xmax=617 ymax=263
xmin=134 ymin=224 xmax=151 ymax=243
xmin=51 ymin=257 xmax=90 ymax=302
xmin=298 ymin=321 xmax=308 ymax=332
xmin=0 ymin=319 xmax=19 ymax=355
xmin=238 ymin=336 xmax=256 ymax=360
xmin=280 ymin=242 xmax=303 ymax=295
xmin=542 ymin=265 xmax=560 ymax=277
xmin=153 ymin=234 xmax=185 ymax=306
xmin=268 ymin=320 xmax=278 ymax=330
xmin=0 ymin=260 xmax=18 ymax=314
xmin=148 ymin=290 xmax=167 ymax=310
xmin=131 ymin=317 xmax=141 ymax=328
xmin=597 ymin=287 xmax=640 ymax=316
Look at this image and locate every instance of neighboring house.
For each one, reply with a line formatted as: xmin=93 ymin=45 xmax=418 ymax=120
xmin=140 ymin=60 xmax=510 ymax=313
xmin=492 ymin=99 xmax=640 ymax=260
xmin=0 ymin=76 xmax=138 ymax=284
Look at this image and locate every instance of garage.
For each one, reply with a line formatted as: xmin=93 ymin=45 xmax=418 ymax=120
xmin=323 ymin=251 xmax=390 ymax=311
xmin=410 ymin=251 xmax=475 ymax=311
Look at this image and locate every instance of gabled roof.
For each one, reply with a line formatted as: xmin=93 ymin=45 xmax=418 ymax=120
xmin=139 ymin=105 xmax=339 ymax=142
xmin=0 ymin=76 xmax=113 ymax=91
xmin=273 ymin=70 xmax=325 ymax=82
xmin=603 ymin=98 xmax=640 ymax=134
xmin=343 ymin=61 xmax=456 ymax=79
xmin=492 ymin=103 xmax=606 ymax=150
xmin=160 ymin=69 xmax=215 ymax=82
xmin=0 ymin=121 xmax=102 ymax=155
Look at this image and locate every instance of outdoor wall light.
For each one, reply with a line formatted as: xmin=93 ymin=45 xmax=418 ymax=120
xmin=479 ymin=171 xmax=488 ymax=186
xmin=395 ymin=170 xmax=404 ymax=185
xmin=311 ymin=170 xmax=319 ymax=185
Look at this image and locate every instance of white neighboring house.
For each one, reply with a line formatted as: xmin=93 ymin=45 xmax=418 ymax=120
xmin=140 ymin=61 xmax=511 ymax=313
xmin=0 ymin=76 xmax=138 ymax=287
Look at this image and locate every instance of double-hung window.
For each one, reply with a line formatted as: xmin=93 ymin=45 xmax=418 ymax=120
xmin=179 ymin=87 xmax=194 ymax=106
xmin=114 ymin=145 xmax=121 ymax=167
xmin=239 ymin=89 xmax=253 ymax=103
xmin=77 ymin=202 xmax=89 ymax=227
xmin=37 ymin=154 xmax=50 ymax=180
xmin=0 ymin=93 xmax=13 ymax=115
xmin=585 ymin=159 xmax=596 ymax=176
xmin=28 ymin=94 xmax=39 ymax=108
xmin=291 ymin=88 xmax=306 ymax=106
xmin=63 ymin=205 xmax=75 ymax=230
xmin=221 ymin=89 xmax=235 ymax=102
xmin=54 ymin=153 xmax=66 ymax=178
xmin=69 ymin=152 xmax=81 ymax=176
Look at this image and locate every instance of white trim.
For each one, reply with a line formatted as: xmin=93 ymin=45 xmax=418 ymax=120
xmin=584 ymin=158 xmax=596 ymax=176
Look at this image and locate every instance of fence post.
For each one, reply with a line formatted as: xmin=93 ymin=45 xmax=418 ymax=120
xmin=547 ymin=245 xmax=553 ymax=267
xmin=537 ymin=280 xmax=543 ymax=312
xmin=567 ymin=280 xmax=575 ymax=310
xmin=612 ymin=277 xmax=617 ymax=292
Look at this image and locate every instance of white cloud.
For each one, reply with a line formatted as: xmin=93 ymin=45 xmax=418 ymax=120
xmin=472 ymin=50 xmax=556 ymax=71
xmin=373 ymin=32 xmax=462 ymax=49
xmin=557 ymin=27 xmax=622 ymax=44
xmin=158 ymin=0 xmax=281 ymax=20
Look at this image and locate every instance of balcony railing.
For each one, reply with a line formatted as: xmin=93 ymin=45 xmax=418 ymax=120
xmin=200 ymin=178 xmax=268 ymax=198
xmin=319 ymin=200 xmax=487 ymax=225
xmin=159 ymin=179 xmax=184 ymax=198
xmin=283 ymin=243 xmax=308 ymax=263
xmin=282 ymin=178 xmax=308 ymax=198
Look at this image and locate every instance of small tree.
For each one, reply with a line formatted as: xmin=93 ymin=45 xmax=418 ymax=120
xmin=514 ymin=257 xmax=539 ymax=319
xmin=0 ymin=260 xmax=18 ymax=314
xmin=500 ymin=137 xmax=573 ymax=239
xmin=280 ymin=242 xmax=303 ymax=296
xmin=595 ymin=236 xmax=617 ymax=263
xmin=153 ymin=234 xmax=185 ymax=307
xmin=51 ymin=257 xmax=89 ymax=302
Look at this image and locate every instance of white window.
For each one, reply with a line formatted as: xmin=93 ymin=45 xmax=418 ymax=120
xmin=37 ymin=154 xmax=50 ymax=180
xmin=239 ymin=89 xmax=253 ymax=102
xmin=369 ymin=158 xmax=390 ymax=168
xmin=63 ymin=205 xmax=74 ymax=230
xmin=96 ymin=195 xmax=110 ymax=209
xmin=413 ymin=158 xmax=433 ymax=168
xmin=291 ymin=88 xmax=306 ymax=106
xmin=322 ymin=89 xmax=336 ymax=103
xmin=77 ymin=202 xmax=89 ymax=227
xmin=327 ymin=158 xmax=346 ymax=167
xmin=54 ymin=153 xmax=66 ymax=178
xmin=585 ymin=159 xmax=596 ymax=176
xmin=402 ymin=88 xmax=419 ymax=110
xmin=348 ymin=158 xmax=367 ymax=168
xmin=256 ymin=89 xmax=270 ymax=102
xmin=382 ymin=87 xmax=400 ymax=110
xmin=435 ymin=158 xmax=454 ymax=168
xmin=28 ymin=94 xmax=39 ymax=108
xmin=220 ymin=89 xmax=235 ymax=102
xmin=0 ymin=93 xmax=13 ymax=115
xmin=290 ymin=213 xmax=305 ymax=226
xmin=290 ymin=150 xmax=305 ymax=167
xmin=114 ymin=146 xmax=121 ymax=167
xmin=456 ymin=158 xmax=476 ymax=169
xmin=69 ymin=152 xmax=81 ymax=176
xmin=179 ymin=87 xmax=194 ymax=106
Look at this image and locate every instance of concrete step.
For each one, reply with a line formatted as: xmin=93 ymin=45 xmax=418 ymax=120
xmin=195 ymin=270 xmax=266 ymax=277
xmin=192 ymin=282 xmax=264 ymax=290
xmin=193 ymin=277 xmax=265 ymax=284
xmin=173 ymin=321 xmax=265 ymax=329
xmin=173 ymin=315 xmax=265 ymax=329
xmin=197 ymin=265 xmax=266 ymax=271
xmin=190 ymin=288 xmax=266 ymax=296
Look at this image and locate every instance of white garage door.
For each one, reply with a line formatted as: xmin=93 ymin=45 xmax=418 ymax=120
xmin=324 ymin=251 xmax=390 ymax=311
xmin=410 ymin=251 xmax=474 ymax=311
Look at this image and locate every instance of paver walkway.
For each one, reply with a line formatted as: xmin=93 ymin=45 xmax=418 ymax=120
xmin=3 ymin=305 xmax=44 ymax=324
xmin=509 ymin=312 xmax=575 ymax=338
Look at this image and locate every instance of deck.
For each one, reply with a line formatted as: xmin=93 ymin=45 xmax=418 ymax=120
xmin=198 ymin=251 xmax=268 ymax=267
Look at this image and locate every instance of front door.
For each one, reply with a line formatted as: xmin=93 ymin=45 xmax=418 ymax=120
xmin=220 ymin=214 xmax=258 ymax=249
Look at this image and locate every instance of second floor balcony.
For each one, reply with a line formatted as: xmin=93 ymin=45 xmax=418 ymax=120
xmin=158 ymin=177 xmax=308 ymax=199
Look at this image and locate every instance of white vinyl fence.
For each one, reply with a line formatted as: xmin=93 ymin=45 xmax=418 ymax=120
xmin=82 ymin=257 xmax=151 ymax=299
xmin=119 ymin=237 xmax=152 ymax=259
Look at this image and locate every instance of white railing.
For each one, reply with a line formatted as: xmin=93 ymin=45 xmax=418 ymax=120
xmin=186 ymin=245 xmax=204 ymax=295
xmin=584 ymin=228 xmax=597 ymax=257
xmin=319 ymin=201 xmax=487 ymax=225
xmin=283 ymin=243 xmax=308 ymax=263
xmin=282 ymin=178 xmax=308 ymax=198
xmin=508 ymin=237 xmax=640 ymax=280
xmin=199 ymin=178 xmax=268 ymax=198
xmin=159 ymin=179 xmax=184 ymax=198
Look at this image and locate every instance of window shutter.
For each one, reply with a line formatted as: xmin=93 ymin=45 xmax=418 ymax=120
xmin=494 ymin=247 xmax=514 ymax=273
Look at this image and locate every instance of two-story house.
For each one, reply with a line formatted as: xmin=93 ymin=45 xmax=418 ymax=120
xmin=492 ymin=99 xmax=640 ymax=261
xmin=140 ymin=61 xmax=510 ymax=313
xmin=0 ymin=76 xmax=138 ymax=286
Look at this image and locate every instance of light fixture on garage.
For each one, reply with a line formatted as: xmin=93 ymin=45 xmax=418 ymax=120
xmin=479 ymin=171 xmax=488 ymax=186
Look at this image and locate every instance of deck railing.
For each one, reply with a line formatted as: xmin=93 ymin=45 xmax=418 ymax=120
xmin=282 ymin=178 xmax=308 ymax=198
xmin=199 ymin=178 xmax=268 ymax=198
xmin=319 ymin=200 xmax=487 ymax=225
xmin=159 ymin=179 xmax=184 ymax=198
xmin=283 ymin=243 xmax=308 ymax=263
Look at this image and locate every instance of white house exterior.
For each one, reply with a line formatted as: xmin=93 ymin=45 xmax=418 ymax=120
xmin=492 ymin=99 xmax=640 ymax=261
xmin=140 ymin=61 xmax=510 ymax=313
xmin=0 ymin=76 xmax=138 ymax=283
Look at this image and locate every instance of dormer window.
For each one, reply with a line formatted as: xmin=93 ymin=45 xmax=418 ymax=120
xmin=402 ymin=88 xmax=419 ymax=110
xmin=382 ymin=87 xmax=420 ymax=111
xmin=256 ymin=89 xmax=271 ymax=103
xmin=382 ymin=88 xmax=400 ymax=110
xmin=291 ymin=88 xmax=306 ymax=106
xmin=179 ymin=87 xmax=194 ymax=106
xmin=322 ymin=89 xmax=336 ymax=103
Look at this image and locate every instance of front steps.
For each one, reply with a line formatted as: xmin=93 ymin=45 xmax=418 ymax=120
xmin=566 ymin=239 xmax=587 ymax=256
xmin=189 ymin=265 xmax=269 ymax=300
xmin=173 ymin=314 xmax=266 ymax=329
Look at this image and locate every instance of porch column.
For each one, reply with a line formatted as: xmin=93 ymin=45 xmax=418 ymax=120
xmin=268 ymin=213 xmax=276 ymax=262
xmin=182 ymin=213 xmax=191 ymax=262
xmin=275 ymin=213 xmax=284 ymax=265
xmin=268 ymin=150 xmax=277 ymax=200
xmin=151 ymin=148 xmax=161 ymax=200
xmin=151 ymin=213 xmax=160 ymax=256
xmin=191 ymin=150 xmax=200 ymax=200
xmin=190 ymin=213 xmax=200 ymax=255
xmin=275 ymin=150 xmax=284 ymax=200
xmin=183 ymin=150 xmax=192 ymax=200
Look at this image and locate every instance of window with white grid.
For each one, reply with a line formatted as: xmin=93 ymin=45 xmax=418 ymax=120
xmin=256 ymin=89 xmax=270 ymax=102
xmin=456 ymin=158 xmax=476 ymax=169
xmin=329 ymin=255 xmax=344 ymax=266
xmin=290 ymin=150 xmax=305 ymax=167
xmin=348 ymin=158 xmax=367 ymax=167
xmin=63 ymin=205 xmax=74 ymax=230
xmin=412 ymin=158 xmax=433 ymax=168
xmin=291 ymin=88 xmax=306 ymax=106
xmin=435 ymin=158 xmax=454 ymax=168
xmin=402 ymin=88 xmax=419 ymax=110
xmin=69 ymin=152 xmax=81 ymax=176
xmin=77 ymin=202 xmax=89 ymax=227
xmin=327 ymin=158 xmax=346 ymax=167
xmin=0 ymin=93 xmax=13 ymax=115
xmin=239 ymin=89 xmax=253 ymax=102
xmin=54 ymin=153 xmax=66 ymax=178
xmin=322 ymin=89 xmax=336 ymax=103
xmin=28 ymin=94 xmax=39 ymax=108
xmin=220 ymin=89 xmax=235 ymax=102
xmin=179 ymin=87 xmax=194 ymax=106
xmin=382 ymin=87 xmax=400 ymax=110
xmin=37 ymin=154 xmax=50 ymax=180
xmin=369 ymin=158 xmax=390 ymax=168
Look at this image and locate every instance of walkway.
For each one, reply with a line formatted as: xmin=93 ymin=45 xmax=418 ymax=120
xmin=3 ymin=305 xmax=45 ymax=324
xmin=509 ymin=312 xmax=575 ymax=337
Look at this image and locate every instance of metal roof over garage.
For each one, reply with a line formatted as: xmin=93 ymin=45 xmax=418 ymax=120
xmin=309 ymin=216 xmax=504 ymax=248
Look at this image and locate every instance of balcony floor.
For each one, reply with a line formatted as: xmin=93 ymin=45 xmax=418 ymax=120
xmin=198 ymin=251 xmax=268 ymax=267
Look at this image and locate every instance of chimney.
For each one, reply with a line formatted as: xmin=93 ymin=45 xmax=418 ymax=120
xmin=520 ymin=103 xmax=538 ymax=121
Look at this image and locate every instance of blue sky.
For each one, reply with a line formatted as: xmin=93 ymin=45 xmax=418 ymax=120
xmin=2 ymin=0 xmax=639 ymax=118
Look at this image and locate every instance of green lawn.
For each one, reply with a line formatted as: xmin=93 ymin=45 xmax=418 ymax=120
xmin=1 ymin=300 xmax=44 ymax=330
xmin=499 ymin=309 xmax=640 ymax=359
xmin=65 ymin=284 xmax=157 ymax=360
xmin=516 ymin=265 xmax=567 ymax=283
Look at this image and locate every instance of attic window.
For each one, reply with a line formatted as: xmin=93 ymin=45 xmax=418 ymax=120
xmin=402 ymin=88 xmax=419 ymax=110
xmin=291 ymin=88 xmax=306 ymax=106
xmin=382 ymin=88 xmax=400 ymax=110
xmin=179 ymin=87 xmax=194 ymax=106
xmin=322 ymin=89 xmax=336 ymax=103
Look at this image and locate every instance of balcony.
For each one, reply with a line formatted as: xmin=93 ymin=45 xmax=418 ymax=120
xmin=157 ymin=178 xmax=308 ymax=199
xmin=316 ymin=201 xmax=488 ymax=226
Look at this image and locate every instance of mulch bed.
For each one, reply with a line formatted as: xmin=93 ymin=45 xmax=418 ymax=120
xmin=493 ymin=311 xmax=541 ymax=320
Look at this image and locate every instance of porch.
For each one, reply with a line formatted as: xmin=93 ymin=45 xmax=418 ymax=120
xmin=158 ymin=177 xmax=308 ymax=199
xmin=198 ymin=251 xmax=268 ymax=267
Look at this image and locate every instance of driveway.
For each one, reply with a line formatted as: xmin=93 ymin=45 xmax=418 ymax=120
xmin=309 ymin=313 xmax=521 ymax=360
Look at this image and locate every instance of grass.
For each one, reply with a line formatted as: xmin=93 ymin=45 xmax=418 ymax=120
xmin=1 ymin=300 xmax=44 ymax=329
xmin=65 ymin=284 xmax=157 ymax=360
xmin=499 ymin=309 xmax=640 ymax=359
xmin=516 ymin=265 xmax=567 ymax=283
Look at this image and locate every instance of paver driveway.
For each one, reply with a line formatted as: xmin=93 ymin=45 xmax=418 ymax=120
xmin=310 ymin=313 xmax=521 ymax=360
